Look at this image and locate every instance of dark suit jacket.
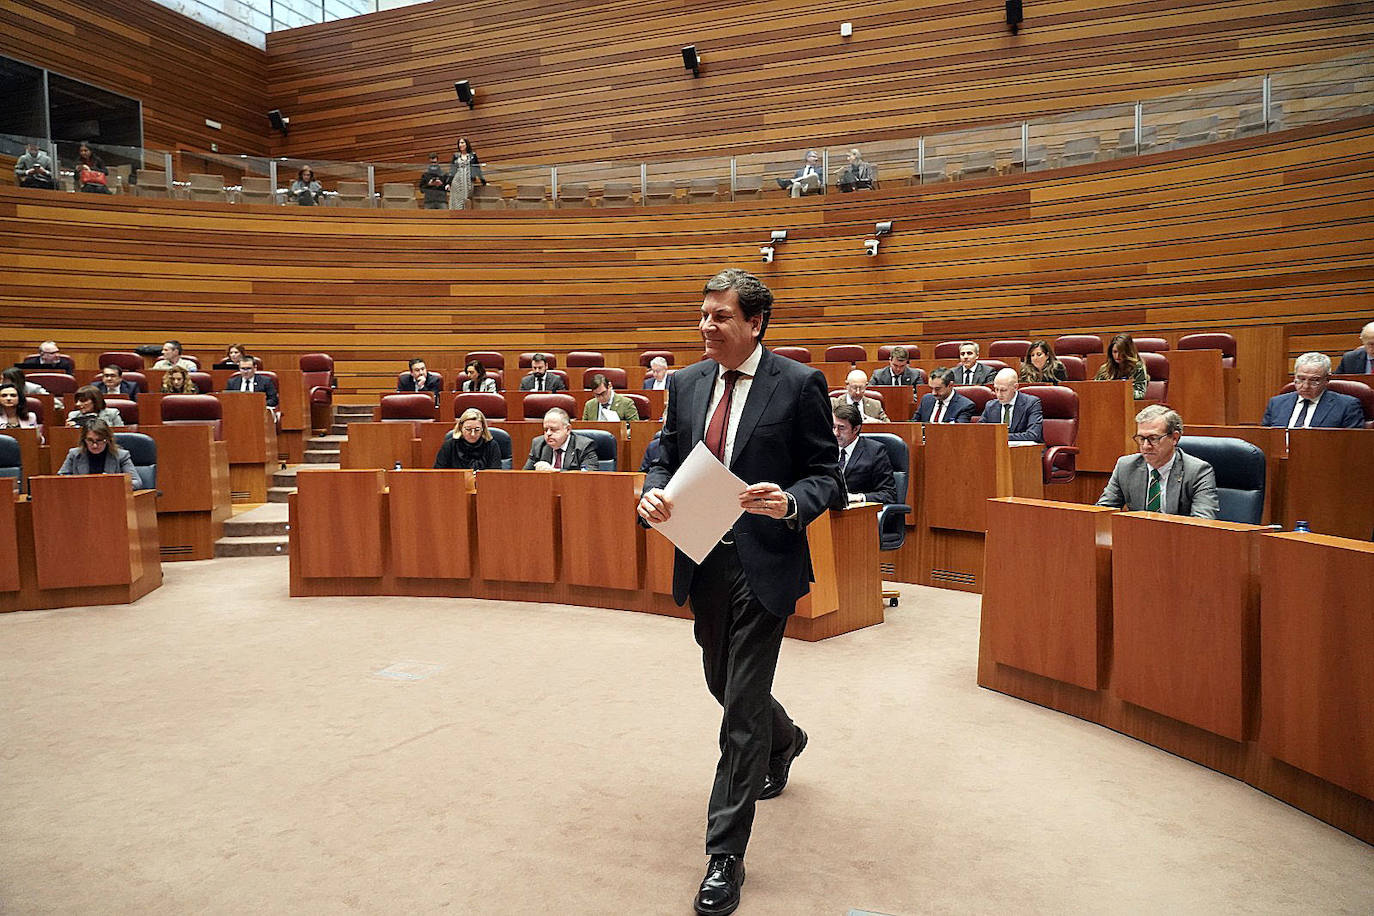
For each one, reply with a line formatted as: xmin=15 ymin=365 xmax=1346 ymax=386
xmin=842 ymin=436 xmax=898 ymax=505
xmin=524 ymin=433 xmax=599 ymax=470
xmin=869 ymin=366 xmax=926 ymax=387
xmin=397 ymin=372 xmax=442 ymax=405
xmin=519 ymin=372 xmax=567 ymax=392
xmin=914 ymin=392 xmax=975 ymax=423
xmin=224 ymin=374 xmax=279 ymax=407
xmin=980 ymin=391 xmax=1044 ymax=442
xmin=16 ymin=356 xmax=75 ymax=374
xmin=1336 ymin=347 xmax=1373 ymax=375
xmin=98 ymin=380 xmax=139 ymax=401
xmin=952 ymin=363 xmax=997 ymax=386
xmin=1260 ymin=390 xmax=1364 ymax=429
xmin=643 ymin=348 xmax=843 ymax=618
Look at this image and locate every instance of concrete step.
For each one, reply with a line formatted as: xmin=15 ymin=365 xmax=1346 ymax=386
xmin=304 ymin=450 xmax=340 ymax=464
xmin=308 ymin=434 xmax=347 ymax=446
xmin=267 ymin=487 xmax=295 ymax=503
xmin=335 ymin=406 xmax=374 ymax=419
xmin=223 ymin=502 xmax=289 ymax=537
xmin=215 ymin=534 xmax=288 ymax=557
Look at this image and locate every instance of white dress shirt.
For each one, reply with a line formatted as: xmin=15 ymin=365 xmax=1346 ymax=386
xmin=1144 ymin=452 xmax=1176 ymax=510
xmin=1286 ymin=391 xmax=1325 ymax=428
xmin=705 ymin=344 xmax=763 ymax=468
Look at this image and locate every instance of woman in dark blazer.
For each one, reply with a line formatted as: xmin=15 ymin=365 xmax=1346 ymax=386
xmin=57 ymin=420 xmax=139 ymax=487
xmin=1018 ymin=340 xmax=1068 ymax=385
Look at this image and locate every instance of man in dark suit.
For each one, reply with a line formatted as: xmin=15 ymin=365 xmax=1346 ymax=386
xmin=16 ymin=340 xmax=74 ymax=374
xmin=833 ymin=403 xmax=897 ymax=505
xmin=914 ymin=367 xmax=976 ymax=423
xmin=868 ymin=345 xmax=926 ymax=387
xmin=1097 ymin=405 xmax=1219 ymax=518
xmin=952 ymin=341 xmax=996 ymax=386
xmin=1260 ymin=352 xmax=1365 ymax=429
xmin=96 ymin=365 xmax=139 ymax=402
xmin=224 ymin=356 xmax=279 ymax=408
xmin=518 ymin=353 xmax=567 ymax=392
xmin=523 ymin=407 xmax=598 ymax=470
xmin=776 ymin=149 xmax=823 ymax=197
xmin=1335 ymin=321 xmax=1374 ymax=375
xmin=645 ymin=356 xmax=672 ymax=390
xmin=639 ymin=269 xmax=842 ymax=916
xmin=981 ymin=369 xmax=1044 ymax=442
xmin=397 ymin=358 xmax=442 ymax=406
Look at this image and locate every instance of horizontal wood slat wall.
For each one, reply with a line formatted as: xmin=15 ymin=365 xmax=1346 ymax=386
xmin=1 ymin=118 xmax=1371 ymax=422
xmin=0 ymin=0 xmax=267 ymax=153
xmin=264 ymin=0 xmax=1374 ymax=162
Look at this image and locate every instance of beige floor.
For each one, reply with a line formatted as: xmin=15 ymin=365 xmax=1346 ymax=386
xmin=1 ymin=558 xmax=1370 ymax=915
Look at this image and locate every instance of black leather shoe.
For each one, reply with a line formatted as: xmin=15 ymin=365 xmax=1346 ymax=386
xmin=758 ymin=725 xmax=807 ymax=800
xmin=694 ymin=854 xmax=744 ymax=916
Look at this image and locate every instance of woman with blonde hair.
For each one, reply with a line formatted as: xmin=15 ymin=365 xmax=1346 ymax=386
xmin=1094 ymin=333 xmax=1149 ymax=399
xmin=434 ymin=408 xmax=502 ymax=470
xmin=161 ymin=365 xmax=199 ymax=394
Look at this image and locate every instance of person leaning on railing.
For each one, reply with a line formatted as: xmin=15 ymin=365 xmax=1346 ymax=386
xmin=1094 ymin=333 xmax=1149 ymax=399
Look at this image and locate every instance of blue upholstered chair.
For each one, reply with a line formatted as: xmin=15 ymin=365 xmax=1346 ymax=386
xmin=578 ymin=428 xmax=618 ymax=471
xmin=114 ymin=432 xmax=157 ymax=491
xmin=860 ymin=432 xmax=912 ymax=606
xmin=1177 ymin=436 xmax=1265 ymax=525
xmin=0 ymin=435 xmax=23 ymax=493
xmin=489 ymin=427 xmax=513 ymax=470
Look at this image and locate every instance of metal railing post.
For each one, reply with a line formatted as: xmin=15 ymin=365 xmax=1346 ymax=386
xmin=366 ymin=165 xmax=376 ymax=207
xmin=1262 ymin=74 xmax=1273 ymax=132
xmin=730 ymin=156 xmax=737 ymax=196
xmin=917 ymin=137 xmax=925 ymax=182
xmin=1133 ymin=101 xmax=1143 ymax=155
xmin=1021 ymin=121 xmax=1029 ymax=168
xmin=551 ymin=165 xmax=559 ymax=203
xmin=640 ymin=162 xmax=648 ymax=204
xmin=268 ymin=160 xmax=279 ymax=204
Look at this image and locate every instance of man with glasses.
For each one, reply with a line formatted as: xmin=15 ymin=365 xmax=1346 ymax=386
xmin=1260 ymin=352 xmax=1364 ymax=429
xmin=17 ymin=340 xmax=74 ymax=373
xmin=97 ymin=365 xmax=139 ymax=401
xmin=1097 ymin=404 xmax=1218 ymax=517
xmin=777 ymin=149 xmax=824 ymax=197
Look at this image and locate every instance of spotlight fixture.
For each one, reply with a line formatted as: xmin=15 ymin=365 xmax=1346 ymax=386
xmin=267 ymin=109 xmax=290 ymax=134
xmin=455 ymin=80 xmax=474 ymax=109
xmin=874 ymin=221 xmax=894 ymax=236
xmin=681 ymin=45 xmax=702 ymax=78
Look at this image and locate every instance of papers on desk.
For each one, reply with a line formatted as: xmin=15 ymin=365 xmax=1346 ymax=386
xmin=651 ymin=442 xmax=746 ymax=564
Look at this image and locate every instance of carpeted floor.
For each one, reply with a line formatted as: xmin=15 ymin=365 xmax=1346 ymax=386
xmin=1 ymin=558 xmax=1370 ymax=914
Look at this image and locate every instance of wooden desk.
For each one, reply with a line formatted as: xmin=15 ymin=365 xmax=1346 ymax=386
xmin=787 ymin=503 xmax=884 ymax=640
xmin=276 ymin=370 xmax=309 ymax=461
xmin=0 ymin=488 xmax=19 ymax=599
xmin=476 ymin=470 xmax=557 ymax=583
xmin=0 ymin=428 xmax=44 ymax=486
xmin=388 ymin=469 xmax=473 ymax=580
xmin=1165 ymin=349 xmax=1227 ymax=425
xmin=220 ymin=391 xmax=277 ymax=502
xmin=294 ymin=468 xmax=386 ymax=580
xmin=1283 ymin=428 xmax=1374 ymax=539
xmin=340 ymin=421 xmax=428 ymax=470
xmin=1063 ymin=381 xmax=1137 ymax=474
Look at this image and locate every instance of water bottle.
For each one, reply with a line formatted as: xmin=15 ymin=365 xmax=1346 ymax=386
xmin=1293 ymin=519 xmax=1310 ymax=533
xmin=393 ymin=461 xmax=402 ymax=471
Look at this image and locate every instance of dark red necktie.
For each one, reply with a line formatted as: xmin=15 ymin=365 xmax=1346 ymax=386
xmin=553 ymin=447 xmax=564 ymax=469
xmin=704 ymin=370 xmax=742 ymax=462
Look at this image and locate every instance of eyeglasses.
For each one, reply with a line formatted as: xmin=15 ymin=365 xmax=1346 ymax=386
xmin=460 ymin=426 xmax=483 ymax=434
xmin=83 ymin=437 xmax=105 ymax=446
xmin=1293 ymin=374 xmax=1327 ymax=384
xmin=1132 ymin=434 xmax=1173 ymax=446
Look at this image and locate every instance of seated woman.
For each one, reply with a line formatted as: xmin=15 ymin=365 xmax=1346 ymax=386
xmin=460 ymin=359 xmax=498 ymax=393
xmin=58 ymin=420 xmax=139 ymax=487
xmin=212 ymin=343 xmax=249 ymax=370
xmin=161 ymin=365 xmax=199 ymax=394
xmin=1094 ymin=333 xmax=1149 ymax=399
xmin=73 ymin=141 xmax=111 ymax=194
xmin=434 ymin=408 xmax=503 ymax=470
xmin=0 ymin=382 xmax=41 ymax=430
xmin=1019 ymin=340 xmax=1068 ymax=385
xmin=66 ymin=386 xmax=125 ymax=428
xmin=289 ymin=166 xmax=323 ymax=206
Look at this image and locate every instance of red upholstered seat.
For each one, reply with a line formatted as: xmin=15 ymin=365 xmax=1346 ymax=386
xmin=824 ymin=345 xmax=867 ymax=362
xmin=454 ymin=392 xmax=507 ymax=419
xmin=25 ymin=397 xmax=45 ymax=425
xmin=956 ymin=385 xmax=995 ymax=417
xmin=519 ymin=352 xmax=557 ymax=369
xmin=980 ymin=359 xmax=1010 ymax=373
xmin=1058 ymin=355 xmax=1087 ymax=381
xmin=639 ymin=350 xmax=674 ymax=367
xmin=773 ymin=346 xmax=811 ymax=363
xmin=97 ymin=351 xmax=144 ymax=372
xmin=1023 ymin=385 xmax=1080 ymax=483
xmin=1133 ymin=337 xmax=1170 ymax=353
xmin=1054 ymin=334 xmax=1105 ymax=356
xmin=933 ymin=341 xmax=964 ymax=359
xmin=26 ymin=372 xmax=77 ymax=396
xmin=1140 ymin=351 xmax=1170 ymax=400
xmin=988 ymin=340 xmax=1033 ymax=359
xmin=161 ymin=394 xmax=223 ymax=439
xmin=624 ymin=393 xmax=651 ymax=419
xmin=1280 ymin=379 xmax=1374 ymax=427
xmin=566 ymin=351 xmax=605 ymax=368
xmin=582 ymin=367 xmax=628 ymax=389
xmin=877 ymin=344 xmax=922 ymax=360
xmin=105 ymin=398 xmax=139 ymax=425
xmin=523 ymin=392 xmax=577 ymax=419
xmin=379 ymin=393 xmax=438 ymax=421
xmin=189 ymin=371 xmax=214 ymax=392
xmin=1178 ymin=332 xmax=1237 ymax=368
xmin=299 ymin=354 xmax=335 ymax=420
xmin=465 ymin=350 xmax=505 ymax=370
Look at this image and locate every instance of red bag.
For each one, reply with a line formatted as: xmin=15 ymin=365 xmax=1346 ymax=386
xmin=80 ymin=166 xmax=107 ymax=187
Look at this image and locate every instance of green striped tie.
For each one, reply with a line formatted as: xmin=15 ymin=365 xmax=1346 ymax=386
xmin=1146 ymin=468 xmax=1162 ymax=512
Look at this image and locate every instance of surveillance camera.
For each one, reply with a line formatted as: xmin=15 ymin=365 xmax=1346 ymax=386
xmin=874 ymin=221 xmax=893 ymax=236
xmin=864 ymin=239 xmax=880 ymax=257
xmin=770 ymin=230 xmax=788 ymax=243
xmin=760 ymin=246 xmax=775 ymax=263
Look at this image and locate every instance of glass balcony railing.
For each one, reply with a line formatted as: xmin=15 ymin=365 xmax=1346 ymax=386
xmin=5 ymin=50 xmax=1370 ymax=210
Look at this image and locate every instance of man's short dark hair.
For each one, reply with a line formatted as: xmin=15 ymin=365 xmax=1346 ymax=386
xmin=833 ymin=402 xmax=862 ymax=428
xmin=238 ymin=355 xmax=256 ymax=365
xmin=930 ymin=367 xmax=956 ymax=386
xmin=531 ymin=353 xmax=548 ymax=365
xmin=408 ymin=357 xmax=425 ymax=369
xmin=101 ymin=364 xmax=123 ymax=376
xmin=590 ymin=373 xmax=610 ymax=390
xmin=164 ymin=340 xmax=182 ymax=354
xmin=703 ymin=268 xmax=773 ymax=340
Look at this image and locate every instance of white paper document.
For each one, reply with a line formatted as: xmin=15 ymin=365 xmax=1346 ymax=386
xmin=652 ymin=441 xmax=747 ymax=564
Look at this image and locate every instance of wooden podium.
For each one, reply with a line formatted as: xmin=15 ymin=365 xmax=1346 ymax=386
xmin=219 ymin=391 xmax=277 ymax=503
xmin=1283 ymin=428 xmax=1374 ymax=540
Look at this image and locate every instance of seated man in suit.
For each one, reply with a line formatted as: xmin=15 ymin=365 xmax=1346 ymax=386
xmin=914 ymin=367 xmax=976 ymax=423
xmin=1335 ymin=321 xmax=1374 ymax=375
xmin=869 ymin=345 xmax=926 ymax=387
xmin=519 ymin=353 xmax=567 ymax=392
xmin=1097 ymin=404 xmax=1219 ymax=518
xmin=833 ymin=403 xmax=897 ymax=505
xmin=952 ymin=341 xmax=996 ymax=386
xmin=397 ymin=357 xmax=442 ymax=406
xmin=981 ymin=369 xmax=1043 ymax=442
xmin=1260 ymin=352 xmax=1364 ymax=429
xmin=151 ymin=340 xmax=196 ymax=371
xmin=582 ymin=373 xmax=641 ymax=423
xmin=96 ymin=364 xmax=139 ymax=401
xmin=645 ymin=356 xmax=672 ymax=391
xmin=776 ymin=149 xmax=823 ymax=197
xmin=831 ymin=369 xmax=888 ymax=421
xmin=17 ymin=340 xmax=74 ymax=373
xmin=225 ymin=355 xmax=280 ymax=409
xmin=524 ymin=407 xmax=598 ymax=470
